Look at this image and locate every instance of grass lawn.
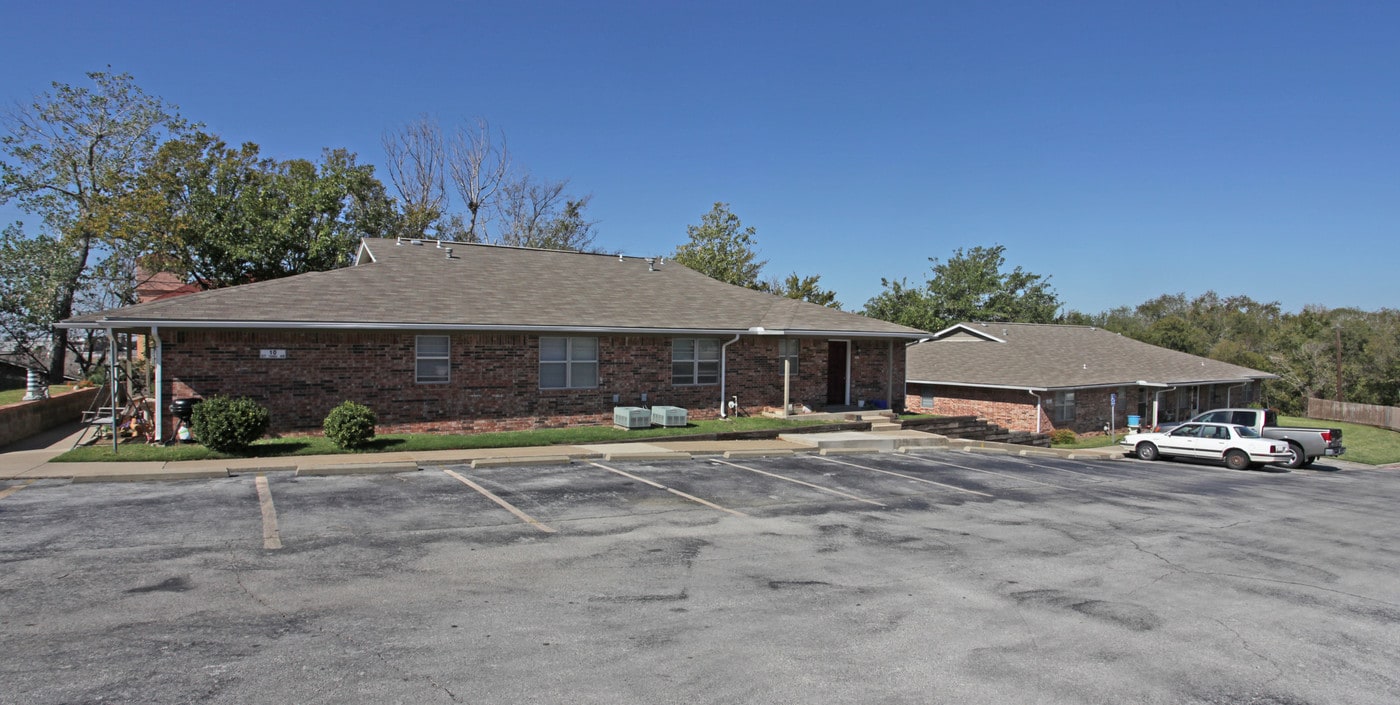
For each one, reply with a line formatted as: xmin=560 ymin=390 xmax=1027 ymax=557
xmin=1052 ymin=433 xmax=1125 ymax=450
xmin=0 ymin=385 xmax=90 ymax=406
xmin=53 ymin=415 xmax=831 ymax=463
xmin=0 ymin=388 xmax=27 ymax=405
xmin=1281 ymin=415 xmax=1400 ymax=466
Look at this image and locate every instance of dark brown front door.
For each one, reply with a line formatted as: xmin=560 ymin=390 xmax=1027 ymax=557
xmin=827 ymin=340 xmax=848 ymax=405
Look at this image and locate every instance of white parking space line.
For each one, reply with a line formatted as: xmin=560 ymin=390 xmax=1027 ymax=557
xmin=1001 ymin=456 xmax=1113 ymax=480
xmin=587 ymin=462 xmax=749 ymax=517
xmin=440 ymin=468 xmax=557 ymax=534
xmin=254 ymin=475 xmax=283 ymax=550
xmin=0 ymin=479 xmax=35 ymax=500
xmin=811 ymin=455 xmax=994 ymax=497
xmin=903 ymin=454 xmax=1077 ymax=490
xmin=709 ymin=458 xmax=887 ymax=507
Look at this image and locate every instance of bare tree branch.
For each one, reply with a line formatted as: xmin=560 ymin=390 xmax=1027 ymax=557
xmin=381 ymin=115 xmax=446 ymax=238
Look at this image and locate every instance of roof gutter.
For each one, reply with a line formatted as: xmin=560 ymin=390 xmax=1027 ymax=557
xmin=54 ymin=319 xmax=921 ymax=339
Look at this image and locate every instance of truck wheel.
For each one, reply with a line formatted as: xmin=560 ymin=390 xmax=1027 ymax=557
xmin=1301 ymin=457 xmax=1315 ymax=468
xmin=1281 ymin=443 xmax=1305 ymax=470
xmin=1135 ymin=442 xmax=1159 ymax=461
xmin=1225 ymin=450 xmax=1251 ymax=471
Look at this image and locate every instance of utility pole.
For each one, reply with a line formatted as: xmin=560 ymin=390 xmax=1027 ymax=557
xmin=1335 ymin=326 xmax=1343 ymax=403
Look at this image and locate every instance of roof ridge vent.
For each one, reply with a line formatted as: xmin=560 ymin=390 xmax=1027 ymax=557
xmin=445 ymin=247 xmax=454 ymax=259
xmin=436 ymin=240 xmax=443 ymax=248
xmin=395 ymin=237 xmax=404 ymax=246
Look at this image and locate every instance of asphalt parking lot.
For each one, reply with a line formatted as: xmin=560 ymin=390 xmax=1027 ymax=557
xmin=2 ymin=449 xmax=1397 ymax=704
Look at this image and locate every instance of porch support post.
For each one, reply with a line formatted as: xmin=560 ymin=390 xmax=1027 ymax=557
xmin=152 ymin=327 xmax=163 ymax=443
xmin=108 ymin=328 xmax=118 ymax=454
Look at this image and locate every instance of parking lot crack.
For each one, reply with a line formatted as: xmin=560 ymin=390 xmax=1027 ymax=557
xmin=222 ymin=543 xmax=464 ymax=703
xmin=1212 ymin=617 xmax=1285 ymax=685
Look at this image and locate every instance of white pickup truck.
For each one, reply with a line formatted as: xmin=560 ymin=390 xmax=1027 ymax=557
xmin=1163 ymin=408 xmax=1345 ymax=469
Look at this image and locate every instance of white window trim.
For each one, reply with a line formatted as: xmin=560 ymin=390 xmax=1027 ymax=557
xmin=672 ymin=338 xmax=720 ymax=386
xmin=539 ymin=336 xmax=599 ymax=390
xmin=415 ymin=335 xmax=450 ymax=384
xmin=778 ymin=339 xmax=799 ymax=375
xmin=1053 ymin=390 xmax=1076 ymax=423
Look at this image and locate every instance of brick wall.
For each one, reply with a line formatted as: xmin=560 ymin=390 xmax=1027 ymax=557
xmin=0 ymin=387 xmax=101 ymax=448
xmin=906 ymin=382 xmax=1263 ymax=435
xmin=906 ymin=384 xmax=1049 ymax=433
xmin=162 ymin=330 xmax=906 ymax=434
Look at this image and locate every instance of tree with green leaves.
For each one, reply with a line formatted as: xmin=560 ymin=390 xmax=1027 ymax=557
xmin=1 ymin=70 xmax=191 ymax=381
xmin=863 ymin=245 xmax=1059 ymax=333
xmin=115 ymin=133 xmax=397 ymax=289
xmin=672 ymin=202 xmax=767 ymax=289
xmin=763 ymin=272 xmax=841 ymax=308
xmin=0 ymin=225 xmax=77 ymax=371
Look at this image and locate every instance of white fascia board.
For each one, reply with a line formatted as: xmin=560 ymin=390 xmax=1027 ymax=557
xmin=907 ymin=380 xmax=1050 ymax=392
xmin=1161 ymin=375 xmax=1280 ymax=385
xmin=55 ymin=319 xmax=922 ymax=339
xmin=929 ymin=323 xmax=1005 ymax=343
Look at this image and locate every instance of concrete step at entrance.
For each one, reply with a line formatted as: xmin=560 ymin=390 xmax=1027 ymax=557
xmin=779 ymin=429 xmax=946 ymax=452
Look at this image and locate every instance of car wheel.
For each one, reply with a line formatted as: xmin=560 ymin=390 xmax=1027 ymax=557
xmin=1301 ymin=457 xmax=1316 ymax=468
xmin=1281 ymin=442 xmax=1305 ymax=470
xmin=1135 ymin=442 xmax=1159 ymax=461
xmin=1225 ymin=450 xmax=1251 ymax=471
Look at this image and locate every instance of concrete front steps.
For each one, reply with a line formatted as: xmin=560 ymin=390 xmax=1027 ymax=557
xmin=778 ymin=429 xmax=947 ymax=453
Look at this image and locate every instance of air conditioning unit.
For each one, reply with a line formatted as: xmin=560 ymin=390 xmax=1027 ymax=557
xmin=651 ymin=406 xmax=688 ymax=427
xmin=614 ymin=406 xmax=652 ymax=430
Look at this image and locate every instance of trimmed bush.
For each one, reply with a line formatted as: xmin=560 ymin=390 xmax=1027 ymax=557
xmin=1049 ymin=428 xmax=1077 ymax=445
xmin=191 ymin=395 xmax=270 ymax=453
xmin=323 ymin=401 xmax=377 ymax=449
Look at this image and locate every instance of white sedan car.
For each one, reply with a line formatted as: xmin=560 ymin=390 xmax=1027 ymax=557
xmin=1120 ymin=422 xmax=1291 ymax=470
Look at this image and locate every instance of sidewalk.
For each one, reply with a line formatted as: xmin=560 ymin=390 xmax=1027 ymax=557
xmin=0 ymin=425 xmax=1125 ymax=483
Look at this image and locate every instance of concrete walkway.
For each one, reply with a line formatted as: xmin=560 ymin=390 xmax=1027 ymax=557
xmin=0 ymin=424 xmax=1128 ymax=483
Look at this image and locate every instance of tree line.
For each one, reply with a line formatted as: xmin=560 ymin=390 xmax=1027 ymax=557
xmin=6 ymin=71 xmax=1390 ymax=413
xmin=851 ymin=244 xmax=1397 ymax=415
xmin=0 ymin=71 xmax=836 ymax=382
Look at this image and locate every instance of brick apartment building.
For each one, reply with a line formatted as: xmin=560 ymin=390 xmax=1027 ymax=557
xmin=905 ymin=322 xmax=1277 ymax=435
xmin=61 ymin=238 xmax=925 ymax=438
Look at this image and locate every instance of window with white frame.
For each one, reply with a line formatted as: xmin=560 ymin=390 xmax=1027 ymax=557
xmin=672 ymin=338 xmax=720 ymax=385
xmin=1053 ymin=390 xmax=1076 ymax=423
xmin=539 ymin=337 xmax=598 ymax=389
xmin=416 ymin=335 xmax=450 ymax=383
xmin=778 ymin=339 xmax=799 ymax=375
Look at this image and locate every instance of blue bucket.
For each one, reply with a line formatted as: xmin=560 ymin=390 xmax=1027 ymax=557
xmin=1127 ymin=415 xmax=1141 ymax=427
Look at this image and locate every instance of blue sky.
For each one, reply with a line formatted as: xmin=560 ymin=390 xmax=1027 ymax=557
xmin=3 ymin=1 xmax=1396 ymax=314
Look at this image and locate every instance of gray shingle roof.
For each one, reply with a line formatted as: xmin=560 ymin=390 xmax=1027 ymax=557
xmin=63 ymin=238 xmax=926 ymax=338
xmin=906 ymin=322 xmax=1277 ymax=389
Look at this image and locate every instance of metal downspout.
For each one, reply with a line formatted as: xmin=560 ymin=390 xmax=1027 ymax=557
xmin=1152 ymin=386 xmax=1177 ymax=430
xmin=1028 ymin=390 xmax=1042 ymax=434
xmin=1226 ymin=382 xmax=1245 ymax=407
xmin=719 ymin=333 xmax=742 ymax=418
xmin=152 ymin=327 xmax=163 ymax=443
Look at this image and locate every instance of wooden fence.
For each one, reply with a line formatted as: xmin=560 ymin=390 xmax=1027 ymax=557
xmin=1306 ymin=398 xmax=1400 ymax=432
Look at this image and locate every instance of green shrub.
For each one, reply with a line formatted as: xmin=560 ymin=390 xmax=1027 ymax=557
xmin=191 ymin=395 xmax=270 ymax=453
xmin=323 ymin=401 xmax=377 ymax=449
xmin=1049 ymin=428 xmax=1077 ymax=445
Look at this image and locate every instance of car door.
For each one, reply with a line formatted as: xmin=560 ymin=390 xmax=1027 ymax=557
xmin=1161 ymin=424 xmax=1204 ymax=458
xmin=1195 ymin=424 xmax=1231 ymax=458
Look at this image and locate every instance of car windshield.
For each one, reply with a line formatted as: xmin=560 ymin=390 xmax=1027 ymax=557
xmin=1233 ymin=425 xmax=1261 ymax=438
